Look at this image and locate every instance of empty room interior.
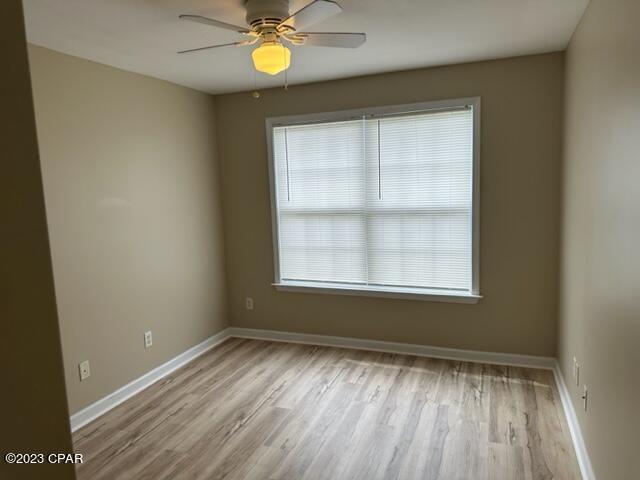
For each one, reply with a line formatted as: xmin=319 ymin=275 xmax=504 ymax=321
xmin=2 ymin=0 xmax=639 ymax=479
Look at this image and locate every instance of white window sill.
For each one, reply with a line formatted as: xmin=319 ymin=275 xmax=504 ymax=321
xmin=272 ymin=282 xmax=482 ymax=304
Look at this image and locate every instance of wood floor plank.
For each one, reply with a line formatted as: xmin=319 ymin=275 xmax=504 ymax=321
xmin=488 ymin=365 xmax=530 ymax=447
xmin=73 ymin=339 xmax=581 ymax=479
xmin=488 ymin=443 xmax=529 ymax=480
xmin=438 ymin=415 xmax=489 ymax=480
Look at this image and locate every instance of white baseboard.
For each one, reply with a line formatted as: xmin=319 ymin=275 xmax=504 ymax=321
xmin=227 ymin=327 xmax=556 ymax=369
xmin=69 ymin=328 xmax=231 ymax=432
xmin=553 ymin=362 xmax=596 ymax=480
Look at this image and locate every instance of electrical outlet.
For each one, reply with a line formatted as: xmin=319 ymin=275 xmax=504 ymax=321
xmin=245 ymin=297 xmax=254 ymax=310
xmin=144 ymin=330 xmax=153 ymax=349
xmin=572 ymin=357 xmax=577 ymax=379
xmin=79 ymin=360 xmax=91 ymax=381
xmin=582 ymin=385 xmax=588 ymax=411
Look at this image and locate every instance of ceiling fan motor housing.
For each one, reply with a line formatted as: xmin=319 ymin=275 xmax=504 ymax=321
xmin=245 ymin=0 xmax=291 ymax=29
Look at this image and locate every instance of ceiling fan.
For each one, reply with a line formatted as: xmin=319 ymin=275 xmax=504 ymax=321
xmin=178 ymin=0 xmax=366 ymax=76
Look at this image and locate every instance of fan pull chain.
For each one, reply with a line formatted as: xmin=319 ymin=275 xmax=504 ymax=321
xmin=252 ymin=68 xmax=260 ymax=99
xmin=283 ymin=46 xmax=288 ymax=91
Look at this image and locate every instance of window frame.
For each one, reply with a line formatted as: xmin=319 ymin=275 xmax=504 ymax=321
xmin=265 ymin=97 xmax=482 ymax=304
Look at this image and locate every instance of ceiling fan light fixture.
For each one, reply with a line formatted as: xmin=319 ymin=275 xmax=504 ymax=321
xmin=251 ymin=41 xmax=291 ymax=75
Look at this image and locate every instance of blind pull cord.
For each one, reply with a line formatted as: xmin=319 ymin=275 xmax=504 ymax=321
xmin=284 ymin=129 xmax=291 ymax=201
xmin=378 ymin=119 xmax=382 ymax=200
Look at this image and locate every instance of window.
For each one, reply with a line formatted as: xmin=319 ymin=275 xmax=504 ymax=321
xmin=266 ymin=98 xmax=480 ymax=303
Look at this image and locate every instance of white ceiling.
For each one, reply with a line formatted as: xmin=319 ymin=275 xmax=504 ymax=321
xmin=23 ymin=0 xmax=588 ymax=95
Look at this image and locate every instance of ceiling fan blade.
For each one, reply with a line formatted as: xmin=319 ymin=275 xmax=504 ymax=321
xmin=179 ymin=14 xmax=250 ymax=34
xmin=177 ymin=41 xmax=248 ymax=55
xmin=289 ymin=32 xmax=366 ymax=48
xmin=278 ymin=0 xmax=342 ymax=32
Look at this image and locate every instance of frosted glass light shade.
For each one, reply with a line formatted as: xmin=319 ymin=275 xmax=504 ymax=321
xmin=252 ymin=42 xmax=291 ymax=75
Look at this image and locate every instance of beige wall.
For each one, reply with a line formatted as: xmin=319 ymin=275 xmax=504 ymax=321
xmin=559 ymin=0 xmax=640 ymax=478
xmin=28 ymin=45 xmax=228 ymax=414
xmin=215 ymin=53 xmax=564 ymax=357
xmin=0 ymin=3 xmax=75 ymax=479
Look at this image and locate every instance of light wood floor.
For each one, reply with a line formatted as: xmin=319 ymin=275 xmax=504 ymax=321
xmin=73 ymin=338 xmax=580 ymax=479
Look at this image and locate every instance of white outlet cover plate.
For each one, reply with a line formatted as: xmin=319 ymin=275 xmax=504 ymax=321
xmin=79 ymin=360 xmax=90 ymax=380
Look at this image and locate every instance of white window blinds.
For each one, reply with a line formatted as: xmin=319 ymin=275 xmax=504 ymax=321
xmin=271 ymin=106 xmax=475 ymax=294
